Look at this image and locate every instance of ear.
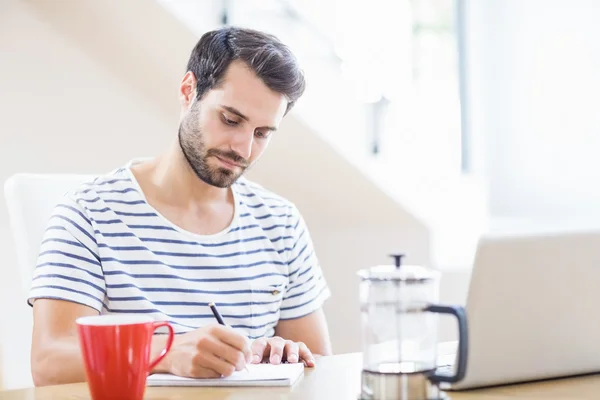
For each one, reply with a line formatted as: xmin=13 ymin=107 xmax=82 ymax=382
xmin=179 ymin=71 xmax=197 ymax=110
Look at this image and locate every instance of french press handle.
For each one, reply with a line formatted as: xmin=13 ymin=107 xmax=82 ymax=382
xmin=426 ymin=304 xmax=469 ymax=384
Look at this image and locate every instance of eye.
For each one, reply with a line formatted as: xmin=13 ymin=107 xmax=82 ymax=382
xmin=222 ymin=114 xmax=239 ymax=126
xmin=254 ymin=130 xmax=271 ymax=139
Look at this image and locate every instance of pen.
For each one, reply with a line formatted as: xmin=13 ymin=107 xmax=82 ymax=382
xmin=209 ymin=302 xmax=250 ymax=372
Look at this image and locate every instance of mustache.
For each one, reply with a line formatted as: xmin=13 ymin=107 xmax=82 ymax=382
xmin=207 ymin=148 xmax=249 ymax=167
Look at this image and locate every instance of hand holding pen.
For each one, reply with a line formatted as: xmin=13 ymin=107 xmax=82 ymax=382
xmin=155 ymin=304 xmax=252 ymax=378
xmin=209 ymin=302 xmax=250 ymax=372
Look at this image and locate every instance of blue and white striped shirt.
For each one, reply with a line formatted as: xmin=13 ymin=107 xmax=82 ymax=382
xmin=27 ymin=161 xmax=330 ymax=339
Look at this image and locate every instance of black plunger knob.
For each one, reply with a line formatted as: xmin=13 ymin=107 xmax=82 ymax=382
xmin=390 ymin=254 xmax=405 ymax=269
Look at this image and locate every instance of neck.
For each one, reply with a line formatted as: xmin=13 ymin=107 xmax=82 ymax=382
xmin=143 ymin=140 xmax=232 ymax=206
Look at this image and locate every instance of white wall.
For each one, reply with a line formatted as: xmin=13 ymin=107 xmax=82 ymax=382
xmin=0 ymin=0 xmax=179 ymax=389
xmin=467 ymin=0 xmax=600 ymax=220
xmin=0 ymin=0 xmax=433 ymax=390
xmin=245 ymin=116 xmax=432 ymax=355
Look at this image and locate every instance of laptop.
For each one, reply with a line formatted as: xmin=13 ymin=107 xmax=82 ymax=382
xmin=437 ymin=228 xmax=600 ymax=390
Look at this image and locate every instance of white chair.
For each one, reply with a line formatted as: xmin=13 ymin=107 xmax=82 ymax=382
xmin=4 ymin=173 xmax=94 ymax=296
xmin=2 ymin=173 xmax=93 ymax=390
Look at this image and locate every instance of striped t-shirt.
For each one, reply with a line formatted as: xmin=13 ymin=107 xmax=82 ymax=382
xmin=27 ymin=161 xmax=331 ymax=339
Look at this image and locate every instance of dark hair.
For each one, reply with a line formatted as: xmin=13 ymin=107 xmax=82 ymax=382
xmin=186 ymin=26 xmax=306 ymax=114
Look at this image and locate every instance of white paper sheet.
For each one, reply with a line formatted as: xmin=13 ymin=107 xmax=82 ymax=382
xmin=146 ymin=363 xmax=304 ymax=387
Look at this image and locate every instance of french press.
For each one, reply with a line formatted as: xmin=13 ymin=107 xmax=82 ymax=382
xmin=357 ymin=254 xmax=468 ymax=400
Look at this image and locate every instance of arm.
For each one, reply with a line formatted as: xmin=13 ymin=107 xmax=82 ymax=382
xmin=28 ymin=197 xmax=107 ymax=385
xmin=32 ymin=299 xmax=256 ymax=385
xmin=31 ymin=299 xmax=97 ymax=385
xmin=29 ymin=198 xmax=252 ymax=385
xmin=250 ymin=309 xmax=332 ymax=367
xmin=30 ymin=299 xmax=203 ymax=386
xmin=251 ymin=207 xmax=332 ymax=365
xmin=274 ymin=308 xmax=332 ymax=356
xmin=28 ymin=199 xmax=175 ymax=385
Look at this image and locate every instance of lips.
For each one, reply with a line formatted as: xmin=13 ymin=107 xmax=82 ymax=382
xmin=215 ymin=156 xmax=244 ymax=168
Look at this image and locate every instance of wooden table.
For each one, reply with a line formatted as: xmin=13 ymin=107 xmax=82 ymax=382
xmin=1 ymin=353 xmax=599 ymax=399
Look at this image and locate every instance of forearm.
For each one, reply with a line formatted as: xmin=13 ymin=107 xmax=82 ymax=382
xmin=31 ymin=334 xmax=175 ymax=386
xmin=32 ymin=336 xmax=86 ymax=386
xmin=274 ymin=309 xmax=333 ymax=356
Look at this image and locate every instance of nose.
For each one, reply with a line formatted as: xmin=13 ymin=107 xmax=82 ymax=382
xmin=229 ymin=129 xmax=254 ymax=161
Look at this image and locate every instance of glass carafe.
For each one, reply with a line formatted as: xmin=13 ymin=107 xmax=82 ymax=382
xmin=357 ymin=254 xmax=468 ymax=400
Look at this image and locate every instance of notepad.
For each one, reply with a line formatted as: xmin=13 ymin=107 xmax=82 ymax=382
xmin=146 ymin=363 xmax=304 ymax=387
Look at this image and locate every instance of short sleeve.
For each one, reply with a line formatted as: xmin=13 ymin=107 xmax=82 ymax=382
xmin=279 ymin=206 xmax=331 ymax=320
xmin=27 ymin=196 xmax=106 ymax=312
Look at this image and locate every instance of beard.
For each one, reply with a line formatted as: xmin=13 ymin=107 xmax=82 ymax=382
xmin=178 ymin=108 xmax=249 ymax=188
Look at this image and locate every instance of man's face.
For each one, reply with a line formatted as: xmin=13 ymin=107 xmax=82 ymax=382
xmin=178 ymin=60 xmax=288 ymax=188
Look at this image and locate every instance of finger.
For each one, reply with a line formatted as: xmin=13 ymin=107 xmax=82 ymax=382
xmin=284 ymin=340 xmax=299 ymax=363
xmin=269 ymin=337 xmax=286 ymax=365
xmin=243 ymin=339 xmax=253 ymax=365
xmin=169 ymin=357 xmax=220 ymax=379
xmin=188 ymin=366 xmax=222 ymax=379
xmin=298 ymin=342 xmax=315 ymax=367
xmin=251 ymin=337 xmax=269 ymax=364
xmin=186 ymin=366 xmax=221 ymax=379
xmin=236 ymin=334 xmax=253 ymax=365
xmin=208 ymin=337 xmax=248 ymax=371
xmin=193 ymin=351 xmax=237 ymax=377
xmin=211 ymin=325 xmax=251 ymax=354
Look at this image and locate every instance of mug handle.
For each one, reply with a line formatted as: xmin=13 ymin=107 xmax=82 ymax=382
xmin=147 ymin=322 xmax=175 ymax=372
xmin=425 ymin=304 xmax=469 ymax=384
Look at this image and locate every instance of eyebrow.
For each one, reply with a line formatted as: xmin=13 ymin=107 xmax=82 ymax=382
xmin=221 ymin=105 xmax=278 ymax=132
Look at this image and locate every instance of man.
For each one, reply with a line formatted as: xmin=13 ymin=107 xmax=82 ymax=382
xmin=28 ymin=26 xmax=332 ymax=386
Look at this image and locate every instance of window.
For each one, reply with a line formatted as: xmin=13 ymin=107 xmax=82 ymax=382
xmin=361 ymin=0 xmax=467 ymax=175
xmin=216 ymin=0 xmax=468 ymax=175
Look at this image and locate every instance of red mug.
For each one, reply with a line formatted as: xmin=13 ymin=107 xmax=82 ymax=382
xmin=76 ymin=315 xmax=174 ymax=400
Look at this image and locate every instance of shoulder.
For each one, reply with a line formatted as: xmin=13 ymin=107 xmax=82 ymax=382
xmin=47 ymin=166 xmax=138 ymax=223
xmin=41 ymin=167 xmax=132 ymax=247
xmin=233 ymin=177 xmax=300 ymax=217
xmin=65 ymin=166 xmax=136 ymax=204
